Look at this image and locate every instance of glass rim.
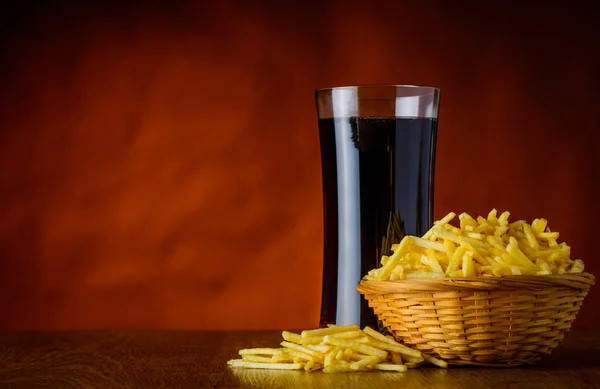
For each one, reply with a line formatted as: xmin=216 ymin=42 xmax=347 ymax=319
xmin=315 ymin=84 xmax=440 ymax=94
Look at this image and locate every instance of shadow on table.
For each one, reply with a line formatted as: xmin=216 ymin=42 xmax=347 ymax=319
xmin=539 ymin=345 xmax=600 ymax=369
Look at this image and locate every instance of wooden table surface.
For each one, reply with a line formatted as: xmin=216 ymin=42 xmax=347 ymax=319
xmin=0 ymin=329 xmax=599 ymax=389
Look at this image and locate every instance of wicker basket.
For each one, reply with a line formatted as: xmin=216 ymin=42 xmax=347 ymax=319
xmin=357 ymin=273 xmax=595 ymax=367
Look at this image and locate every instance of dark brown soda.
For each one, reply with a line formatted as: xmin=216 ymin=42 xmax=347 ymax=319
xmin=318 ymin=117 xmax=437 ymax=328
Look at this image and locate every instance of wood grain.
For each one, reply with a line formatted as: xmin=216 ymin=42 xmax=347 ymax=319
xmin=0 ymin=329 xmax=599 ymax=388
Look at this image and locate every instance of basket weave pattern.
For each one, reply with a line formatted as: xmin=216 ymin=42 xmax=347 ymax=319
xmin=357 ymin=273 xmax=595 ymax=366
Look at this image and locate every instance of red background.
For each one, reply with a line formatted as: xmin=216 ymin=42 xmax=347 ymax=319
xmin=1 ymin=1 xmax=599 ymax=330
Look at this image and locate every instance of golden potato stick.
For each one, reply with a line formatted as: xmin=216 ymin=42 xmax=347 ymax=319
xmin=421 ymin=353 xmax=448 ymax=368
xmin=538 ymin=232 xmax=559 ymax=240
xmin=422 ymin=212 xmax=456 ymax=239
xmin=558 ymin=262 xmax=569 ymax=274
xmin=457 ymin=237 xmax=488 ymax=265
xmin=281 ymin=341 xmax=323 ymax=360
xmin=437 ymin=211 xmax=458 ymax=226
xmin=427 ymin=249 xmax=447 ymax=273
xmin=494 ymin=225 xmax=509 ymax=237
xmin=487 ymin=208 xmax=498 ymax=224
xmin=570 ymin=259 xmax=584 ymax=273
xmin=366 ymin=338 xmax=423 ymax=360
xmin=362 ymin=326 xmax=398 ymax=345
xmin=373 ymin=363 xmax=408 ymax=372
xmin=241 ymin=355 xmax=273 ymax=363
xmin=391 ymin=352 xmax=403 ymax=365
xmin=324 ymin=336 xmax=388 ymax=359
xmin=474 ymin=262 xmax=482 ymax=276
xmin=421 ymin=252 xmax=443 ymax=273
xmin=347 ymin=352 xmax=364 ymax=361
xmin=380 ymin=255 xmax=390 ymax=266
xmin=435 ymin=252 xmax=450 ymax=265
xmin=433 ymin=227 xmax=461 ymax=244
xmin=239 ymin=348 xmax=282 ymax=355
xmin=309 ymin=363 xmax=323 ymax=371
xmin=299 ymin=336 xmax=324 ymax=345
xmin=228 ymin=359 xmax=303 ymax=370
xmin=402 ymin=354 xmax=425 ymax=363
xmin=286 ymin=349 xmax=315 ymax=362
xmin=422 ymin=227 xmax=434 ymax=240
xmin=324 ymin=347 xmax=339 ymax=366
xmin=301 ymin=324 xmax=359 ymax=338
xmin=443 ymin=239 xmax=456 ymax=256
xmin=487 ymin=235 xmax=507 ymax=251
xmin=459 ymin=212 xmax=478 ymax=229
xmin=412 ymin=237 xmax=446 ymax=252
xmin=362 ymin=328 xmax=424 ymax=358
xmin=304 ymin=360 xmax=315 ymax=371
xmin=466 ymin=232 xmax=485 ymax=240
xmin=531 ymin=218 xmax=548 ymax=234
xmin=324 ymin=363 xmax=362 ymax=373
xmin=306 ymin=345 xmax=330 ymax=353
xmin=270 ymin=351 xmax=293 ymax=363
xmin=506 ymin=237 xmax=537 ymax=269
xmin=462 ymin=254 xmax=474 ymax=277
xmin=497 ymin=211 xmax=511 ymax=226
xmin=522 ymin=223 xmax=539 ymax=250
xmin=446 ymin=246 xmax=465 ymax=275
xmin=343 ymin=348 xmax=353 ymax=358
xmin=475 ymin=223 xmax=494 ymax=234
xmin=492 ymin=267 xmax=512 ymax=276
xmin=282 ymin=331 xmax=302 ymax=344
xmin=350 ymin=355 xmax=380 ymax=370
xmin=322 ymin=335 xmax=353 ymax=348
xmin=331 ymin=330 xmax=363 ymax=339
xmin=508 ymin=220 xmax=525 ymax=230
xmin=377 ymin=237 xmax=413 ymax=280
xmin=536 ymin=259 xmax=551 ymax=273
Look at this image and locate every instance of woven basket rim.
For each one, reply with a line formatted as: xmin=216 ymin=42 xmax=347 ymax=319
xmin=357 ymin=272 xmax=595 ymax=294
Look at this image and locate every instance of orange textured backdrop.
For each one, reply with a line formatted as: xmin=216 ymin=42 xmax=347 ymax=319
xmin=0 ymin=1 xmax=599 ymax=330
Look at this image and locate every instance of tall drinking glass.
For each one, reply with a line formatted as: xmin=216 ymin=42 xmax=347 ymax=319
xmin=316 ymin=85 xmax=440 ymax=328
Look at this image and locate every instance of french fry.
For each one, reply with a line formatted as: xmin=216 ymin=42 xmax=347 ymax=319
xmin=324 ymin=363 xmax=362 ymax=373
xmin=391 ymin=353 xmax=403 ymax=365
xmin=301 ymin=325 xmax=359 ymax=338
xmin=241 ymin=355 xmax=272 ymax=363
xmin=421 ymin=353 xmax=448 ymax=368
xmin=374 ymin=363 xmax=408 ymax=372
xmin=282 ymin=331 xmax=302 ymax=344
xmin=280 ymin=341 xmax=323 ymax=360
xmin=228 ymin=360 xmax=303 ymax=370
xmin=350 ymin=356 xmax=380 ymax=370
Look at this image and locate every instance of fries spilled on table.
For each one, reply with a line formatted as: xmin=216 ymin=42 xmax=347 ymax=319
xmin=364 ymin=209 xmax=584 ymax=280
xmin=227 ymin=324 xmax=447 ymax=372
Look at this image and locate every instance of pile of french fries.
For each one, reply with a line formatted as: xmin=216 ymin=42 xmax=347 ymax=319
xmin=227 ymin=324 xmax=447 ymax=372
xmin=365 ymin=209 xmax=585 ymax=280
